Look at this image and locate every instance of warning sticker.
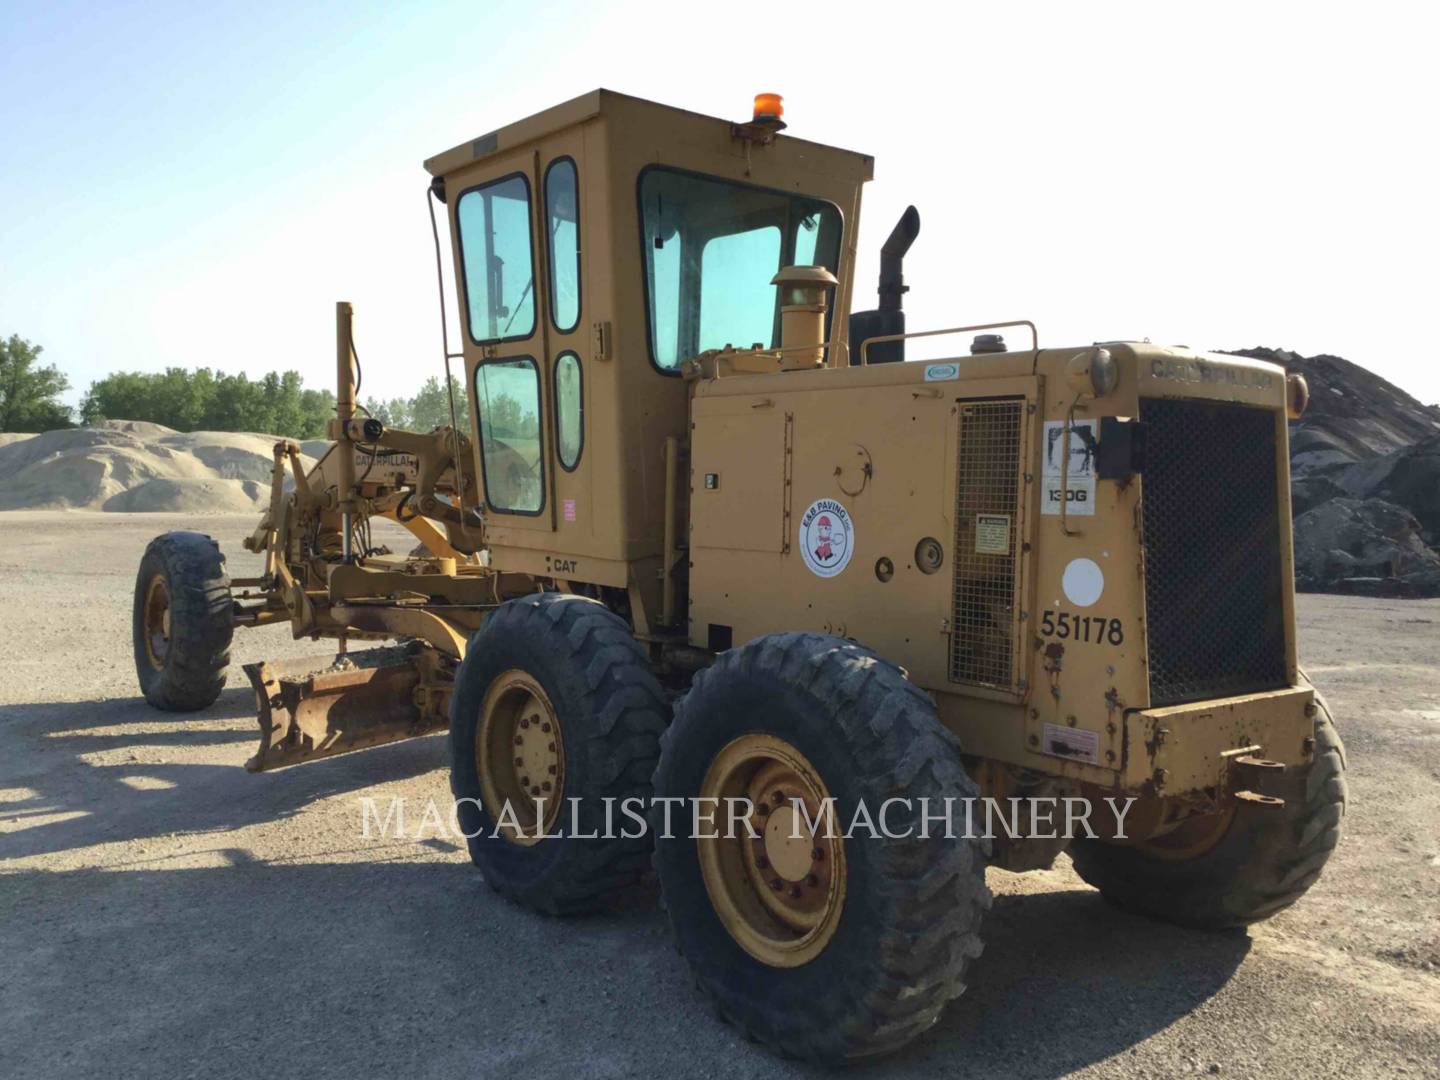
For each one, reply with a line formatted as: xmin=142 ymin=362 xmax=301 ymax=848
xmin=1042 ymin=723 xmax=1101 ymax=765
xmin=799 ymin=498 xmax=854 ymax=578
xmin=1041 ymin=419 xmax=1097 ymax=516
xmin=975 ymin=513 xmax=1011 ymax=555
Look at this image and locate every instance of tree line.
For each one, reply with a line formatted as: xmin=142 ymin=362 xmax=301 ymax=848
xmin=0 ymin=335 xmax=72 ymax=432
xmin=1 ymin=332 xmax=470 ymax=439
xmin=81 ymin=368 xmax=339 ymax=438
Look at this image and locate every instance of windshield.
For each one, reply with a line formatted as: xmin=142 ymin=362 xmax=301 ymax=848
xmin=639 ymin=169 xmax=842 ymax=370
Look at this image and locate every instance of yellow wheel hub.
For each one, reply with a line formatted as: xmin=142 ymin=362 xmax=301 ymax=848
xmin=476 ymin=670 xmax=564 ymax=846
xmin=1136 ymin=803 xmax=1236 ymax=861
xmin=142 ymin=576 xmax=171 ymax=670
xmin=698 ymin=734 xmax=845 ymax=967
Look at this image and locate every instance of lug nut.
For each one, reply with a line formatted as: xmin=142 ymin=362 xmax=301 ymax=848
xmin=548 ymin=764 xmax=557 ymax=775
xmin=541 ymin=722 xmax=551 ymax=733
xmin=770 ymin=878 xmax=783 ymax=891
xmin=542 ymin=781 xmax=552 ymax=792
xmin=515 ymin=757 xmax=523 ymax=766
xmin=530 ymin=786 xmax=541 ymax=796
xmin=548 ymin=742 xmax=556 ymax=752
xmin=514 ymin=736 xmax=524 ymax=746
xmin=812 ymin=847 xmax=824 ymax=860
xmin=806 ymin=874 xmax=819 ymax=887
xmin=522 ymin=776 xmax=530 ymax=787
xmin=789 ymin=886 xmax=802 ymax=899
xmin=520 ymin=718 xmax=530 ymax=729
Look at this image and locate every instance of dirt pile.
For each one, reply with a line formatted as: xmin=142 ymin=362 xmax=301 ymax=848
xmin=1226 ymin=348 xmax=1440 ymax=596
xmin=1293 ymin=497 xmax=1440 ymax=596
xmin=0 ymin=420 xmax=318 ymax=513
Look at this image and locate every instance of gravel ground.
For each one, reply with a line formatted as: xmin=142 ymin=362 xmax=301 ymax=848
xmin=0 ymin=511 xmax=1436 ymax=1079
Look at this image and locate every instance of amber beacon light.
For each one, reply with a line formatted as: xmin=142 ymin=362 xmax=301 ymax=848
xmin=752 ymin=93 xmax=786 ymax=129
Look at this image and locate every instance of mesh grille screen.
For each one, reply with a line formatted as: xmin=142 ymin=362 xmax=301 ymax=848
xmin=950 ymin=400 xmax=1023 ymax=689
xmin=1140 ymin=399 xmax=1287 ymax=706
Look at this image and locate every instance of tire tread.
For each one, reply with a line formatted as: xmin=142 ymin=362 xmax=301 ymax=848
xmin=133 ymin=531 xmax=232 ymax=712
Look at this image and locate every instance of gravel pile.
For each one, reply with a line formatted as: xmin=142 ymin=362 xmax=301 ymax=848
xmin=0 ymin=420 xmax=318 ymax=512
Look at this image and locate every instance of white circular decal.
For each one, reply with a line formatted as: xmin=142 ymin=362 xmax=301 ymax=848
xmin=799 ymin=498 xmax=855 ymax=578
xmin=1062 ymin=557 xmax=1105 ymax=607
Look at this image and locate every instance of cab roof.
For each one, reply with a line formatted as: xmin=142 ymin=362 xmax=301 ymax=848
xmin=422 ymin=88 xmax=874 ymax=181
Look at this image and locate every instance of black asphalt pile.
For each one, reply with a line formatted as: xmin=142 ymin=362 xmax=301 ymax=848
xmin=1226 ymin=347 xmax=1440 ymax=596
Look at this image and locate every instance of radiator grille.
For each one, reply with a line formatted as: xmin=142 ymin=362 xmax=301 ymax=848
xmin=950 ymin=399 xmax=1024 ymax=689
xmin=1140 ymin=399 xmax=1287 ymax=706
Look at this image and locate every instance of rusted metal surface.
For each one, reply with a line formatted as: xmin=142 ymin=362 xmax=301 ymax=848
xmin=1234 ymin=790 xmax=1286 ymax=810
xmin=245 ymin=648 xmax=449 ymax=772
xmin=1122 ymin=685 xmax=1314 ymax=795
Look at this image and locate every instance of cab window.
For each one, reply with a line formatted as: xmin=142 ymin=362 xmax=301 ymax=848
xmin=545 ymin=158 xmax=581 ymax=333
xmin=699 ymin=226 xmax=781 ymax=354
xmin=474 ymin=358 xmax=543 ymax=514
xmin=457 ymin=174 xmax=536 ymax=343
xmin=554 ymin=351 xmax=583 ymax=470
xmin=639 ymin=168 xmax=842 ymax=371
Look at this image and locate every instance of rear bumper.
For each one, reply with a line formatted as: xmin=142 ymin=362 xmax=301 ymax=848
xmin=1121 ymin=686 xmax=1315 ymax=796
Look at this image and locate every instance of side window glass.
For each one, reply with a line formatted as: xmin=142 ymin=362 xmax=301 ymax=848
xmin=639 ymin=168 xmax=842 ymax=372
xmin=793 ymin=209 xmax=824 ymax=265
xmin=475 ymin=358 xmax=543 ymax=514
xmin=554 ymin=352 xmax=583 ymax=470
xmin=699 ymin=225 xmax=781 ymax=353
xmin=648 ymin=228 xmax=684 ymax=368
xmin=545 ymin=159 xmax=581 ymax=333
xmin=457 ymin=175 xmax=535 ymax=342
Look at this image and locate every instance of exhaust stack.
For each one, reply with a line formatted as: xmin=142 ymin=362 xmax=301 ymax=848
xmin=849 ymin=206 xmax=920 ymax=364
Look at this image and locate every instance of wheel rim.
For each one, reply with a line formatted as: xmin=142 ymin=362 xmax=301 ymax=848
xmin=1136 ymin=804 xmax=1236 ymax=861
xmin=142 ymin=576 xmax=171 ymax=670
xmin=476 ymin=670 xmax=564 ymax=846
xmin=698 ymin=734 xmax=846 ymax=968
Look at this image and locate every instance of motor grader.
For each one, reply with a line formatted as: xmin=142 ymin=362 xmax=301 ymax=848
xmin=132 ymin=90 xmax=1346 ymax=1062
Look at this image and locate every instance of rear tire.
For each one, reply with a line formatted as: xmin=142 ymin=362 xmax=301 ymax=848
xmin=449 ymin=594 xmax=668 ymax=914
xmin=133 ymin=531 xmax=233 ymax=711
xmin=1070 ymin=685 xmax=1346 ymax=929
xmin=653 ymin=633 xmax=990 ymax=1063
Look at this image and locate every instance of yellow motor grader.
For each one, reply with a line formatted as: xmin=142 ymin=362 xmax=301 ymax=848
xmin=132 ymin=90 xmax=1346 ymax=1062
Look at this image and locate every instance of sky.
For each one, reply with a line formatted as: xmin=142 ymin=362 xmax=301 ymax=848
xmin=3 ymin=0 xmax=1438 ymax=410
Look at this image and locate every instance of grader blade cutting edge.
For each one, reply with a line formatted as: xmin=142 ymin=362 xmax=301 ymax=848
xmin=244 ymin=648 xmax=447 ymax=772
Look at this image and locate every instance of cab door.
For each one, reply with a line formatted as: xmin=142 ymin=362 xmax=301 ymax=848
xmin=536 ymin=136 xmax=588 ymax=548
xmin=454 ymin=154 xmax=554 ymax=535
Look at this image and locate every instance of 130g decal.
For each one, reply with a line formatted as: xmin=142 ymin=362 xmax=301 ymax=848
xmin=1040 ymin=419 xmax=1097 ymax=516
xmin=1041 ymin=610 xmax=1124 ymax=645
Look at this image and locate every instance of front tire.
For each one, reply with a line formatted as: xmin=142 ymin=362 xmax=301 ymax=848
xmin=653 ymin=633 xmax=990 ymax=1062
xmin=132 ymin=531 xmax=233 ymax=711
xmin=449 ymin=594 xmax=668 ymax=914
xmin=1070 ymin=685 xmax=1347 ymax=929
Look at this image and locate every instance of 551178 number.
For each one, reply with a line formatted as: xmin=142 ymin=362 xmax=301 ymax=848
xmin=1041 ymin=610 xmax=1123 ymax=645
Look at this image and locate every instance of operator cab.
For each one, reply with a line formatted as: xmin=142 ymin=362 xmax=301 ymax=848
xmin=424 ymin=89 xmax=873 ymax=628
